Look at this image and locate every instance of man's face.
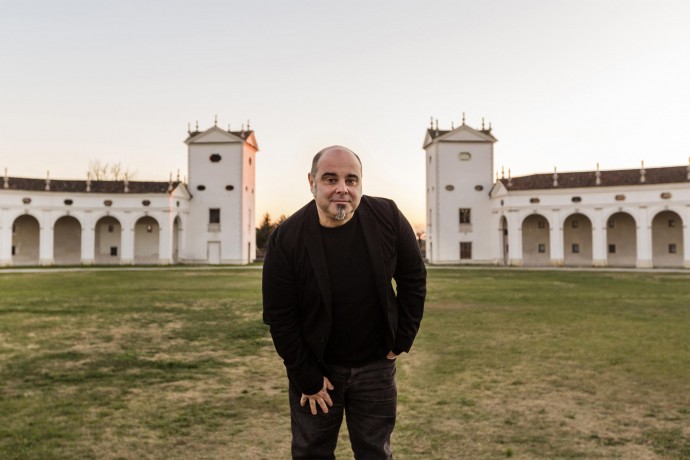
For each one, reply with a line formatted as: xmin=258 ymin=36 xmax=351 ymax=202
xmin=308 ymin=148 xmax=362 ymax=227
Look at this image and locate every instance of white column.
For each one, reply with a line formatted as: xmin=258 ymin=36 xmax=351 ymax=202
xmin=158 ymin=211 xmax=173 ymax=265
xmin=636 ymin=207 xmax=653 ymax=268
xmin=683 ymin=205 xmax=690 ymax=268
xmin=506 ymin=210 xmax=522 ymax=266
xmin=81 ymin=213 xmax=95 ymax=265
xmin=0 ymin=210 xmax=12 ymax=266
xmin=592 ymin=208 xmax=607 ymax=267
xmin=549 ymin=209 xmax=564 ymax=266
xmin=120 ymin=216 xmax=134 ymax=264
xmin=39 ymin=211 xmax=54 ymax=266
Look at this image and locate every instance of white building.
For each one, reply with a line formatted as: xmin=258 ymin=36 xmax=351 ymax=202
xmin=0 ymin=124 xmax=258 ymax=266
xmin=424 ymin=119 xmax=690 ymax=268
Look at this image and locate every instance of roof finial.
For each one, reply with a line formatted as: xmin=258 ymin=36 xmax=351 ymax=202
xmin=86 ymin=171 xmax=91 ymax=192
xmin=451 ymin=121 xmax=455 ymax=130
xmin=214 ymin=115 xmax=218 ymax=126
xmin=45 ymin=170 xmax=50 ymax=191
xmin=3 ymin=167 xmax=8 ymax=189
xmin=195 ymin=120 xmax=199 ymax=132
xmin=247 ymin=119 xmax=251 ymax=130
xmin=187 ymin=122 xmax=191 ymax=134
xmin=595 ymin=163 xmax=601 ymax=185
xmin=640 ymin=160 xmax=646 ymax=183
xmin=501 ymin=165 xmax=505 ymax=179
xmin=124 ymin=176 xmax=129 ymax=193
xmin=176 ymin=169 xmax=180 ymax=181
xmin=488 ymin=122 xmax=492 ymax=131
xmin=507 ymin=168 xmax=512 ymax=187
xmin=481 ymin=117 xmax=485 ymax=130
xmin=228 ymin=123 xmax=231 ymax=132
xmin=429 ymin=116 xmax=433 ymax=129
xmin=495 ymin=170 xmax=499 ymax=182
xmin=168 ymin=172 xmax=173 ymax=192
xmin=434 ymin=119 xmax=438 ymax=132
xmin=462 ymin=112 xmax=466 ymax=125
xmin=553 ymin=167 xmax=559 ymax=187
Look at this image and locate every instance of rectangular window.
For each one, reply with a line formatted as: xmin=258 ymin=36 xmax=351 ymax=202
xmin=110 ymin=246 xmax=118 ymax=256
xmin=460 ymin=242 xmax=472 ymax=259
xmin=669 ymin=220 xmax=676 ymax=228
xmin=12 ymin=245 xmax=16 ymax=256
xmin=538 ymin=244 xmax=546 ymax=253
xmin=209 ymin=208 xmax=221 ymax=224
xmin=572 ymin=244 xmax=580 ymax=254
xmin=108 ymin=225 xmax=114 ymax=233
xmin=608 ymin=220 xmax=615 ymax=228
xmin=572 ymin=220 xmax=579 ymax=229
xmin=669 ymin=243 xmax=677 ymax=254
xmin=538 ymin=220 xmax=546 ymax=229
xmin=459 ymin=208 xmax=471 ymax=224
xmin=608 ymin=244 xmax=616 ymax=254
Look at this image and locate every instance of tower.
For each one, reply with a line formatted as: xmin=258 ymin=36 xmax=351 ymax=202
xmin=423 ymin=117 xmax=497 ymax=264
xmin=184 ymin=123 xmax=258 ymax=264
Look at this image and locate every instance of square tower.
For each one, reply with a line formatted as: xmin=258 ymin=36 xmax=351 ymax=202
xmin=423 ymin=119 xmax=497 ymax=264
xmin=185 ymin=124 xmax=258 ymax=264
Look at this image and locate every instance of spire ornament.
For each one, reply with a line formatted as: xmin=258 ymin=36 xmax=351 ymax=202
xmin=553 ymin=167 xmax=559 ymax=187
xmin=595 ymin=163 xmax=601 ymax=186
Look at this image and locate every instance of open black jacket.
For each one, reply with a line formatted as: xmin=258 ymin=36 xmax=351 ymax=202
xmin=262 ymin=196 xmax=426 ymax=395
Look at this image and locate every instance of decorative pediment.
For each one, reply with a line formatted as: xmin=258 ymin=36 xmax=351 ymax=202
xmin=423 ymin=124 xmax=496 ymax=148
xmin=185 ymin=126 xmax=244 ymax=145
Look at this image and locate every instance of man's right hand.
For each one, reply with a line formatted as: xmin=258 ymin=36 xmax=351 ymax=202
xmin=299 ymin=377 xmax=334 ymax=415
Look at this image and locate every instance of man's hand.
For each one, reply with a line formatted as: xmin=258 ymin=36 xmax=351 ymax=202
xmin=386 ymin=351 xmax=398 ymax=360
xmin=300 ymin=377 xmax=334 ymax=415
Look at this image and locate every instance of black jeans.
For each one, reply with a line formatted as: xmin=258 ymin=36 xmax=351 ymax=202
xmin=289 ymin=358 xmax=397 ymax=459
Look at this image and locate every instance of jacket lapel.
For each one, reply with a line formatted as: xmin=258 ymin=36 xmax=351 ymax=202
xmin=357 ymin=197 xmax=391 ymax=314
xmin=303 ymin=202 xmax=332 ymax=316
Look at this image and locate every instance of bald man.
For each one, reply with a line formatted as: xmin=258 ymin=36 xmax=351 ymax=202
xmin=263 ymin=146 xmax=426 ymax=459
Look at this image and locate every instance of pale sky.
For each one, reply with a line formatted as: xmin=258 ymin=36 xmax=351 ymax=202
xmin=2 ymin=0 xmax=689 ymax=229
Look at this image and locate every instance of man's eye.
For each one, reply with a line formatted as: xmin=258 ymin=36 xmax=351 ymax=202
xmin=346 ymin=180 xmax=357 ymax=185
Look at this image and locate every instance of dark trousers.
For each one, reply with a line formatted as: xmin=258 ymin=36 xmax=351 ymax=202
xmin=289 ymin=358 xmax=397 ymax=459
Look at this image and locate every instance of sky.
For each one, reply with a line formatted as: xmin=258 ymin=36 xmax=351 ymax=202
xmin=2 ymin=0 xmax=689 ymax=230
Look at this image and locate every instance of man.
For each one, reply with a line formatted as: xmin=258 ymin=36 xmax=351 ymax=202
xmin=262 ymin=146 xmax=426 ymax=459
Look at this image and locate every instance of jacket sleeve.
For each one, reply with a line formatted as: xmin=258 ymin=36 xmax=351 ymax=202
xmin=262 ymin=230 xmax=324 ymax=395
xmin=391 ymin=202 xmax=427 ymax=354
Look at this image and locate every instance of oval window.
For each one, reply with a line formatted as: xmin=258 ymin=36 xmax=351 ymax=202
xmin=22 ymin=197 xmax=31 ymax=204
xmin=142 ymin=200 xmax=151 ymax=206
xmin=615 ymin=194 xmax=626 ymax=201
xmin=226 ymin=185 xmax=234 ymax=191
xmin=571 ymin=196 xmax=582 ymax=203
xmin=458 ymin=152 xmax=471 ymax=161
xmin=210 ymin=154 xmax=221 ymax=162
xmin=104 ymin=200 xmax=113 ymax=207
xmin=530 ymin=198 xmax=540 ymax=204
xmin=660 ymin=192 xmax=672 ymax=199
xmin=197 ymin=185 xmax=206 ymax=191
xmin=475 ymin=185 xmax=484 ymax=191
xmin=64 ymin=199 xmax=73 ymax=205
xmin=445 ymin=185 xmax=455 ymax=191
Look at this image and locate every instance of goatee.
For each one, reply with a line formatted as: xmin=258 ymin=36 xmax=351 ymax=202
xmin=334 ymin=204 xmax=347 ymax=221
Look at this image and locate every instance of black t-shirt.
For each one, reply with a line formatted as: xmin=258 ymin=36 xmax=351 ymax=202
xmin=320 ymin=213 xmax=388 ymax=366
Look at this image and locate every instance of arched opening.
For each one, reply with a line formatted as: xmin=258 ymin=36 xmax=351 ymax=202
xmin=563 ymin=213 xmax=592 ymax=267
xmin=12 ymin=215 xmax=40 ymax=265
xmin=95 ymin=216 xmax=122 ymax=264
xmin=54 ymin=215 xmax=82 ymax=264
xmin=606 ymin=212 xmax=637 ymax=267
xmin=652 ymin=210 xmax=683 ymax=268
xmin=173 ymin=216 xmax=182 ymax=263
xmin=134 ymin=216 xmax=160 ymax=264
xmin=500 ymin=216 xmax=508 ymax=265
xmin=521 ymin=214 xmax=550 ymax=266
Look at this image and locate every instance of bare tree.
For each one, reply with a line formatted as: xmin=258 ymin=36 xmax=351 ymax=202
xmin=88 ymin=160 xmax=137 ymax=181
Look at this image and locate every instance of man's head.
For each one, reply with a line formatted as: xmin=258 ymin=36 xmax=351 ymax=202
xmin=308 ymin=146 xmax=363 ymax=227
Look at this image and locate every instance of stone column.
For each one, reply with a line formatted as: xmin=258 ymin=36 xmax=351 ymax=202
xmin=506 ymin=210 xmax=523 ymax=266
xmin=80 ymin=212 xmax=95 ymax=265
xmin=549 ymin=209 xmax=564 ymax=266
xmin=158 ymin=211 xmax=173 ymax=265
xmin=592 ymin=208 xmax=607 ymax=267
xmin=0 ymin=210 xmax=12 ymax=266
xmin=39 ymin=210 xmax=54 ymax=266
xmin=120 ymin=214 xmax=134 ymax=264
xmin=636 ymin=206 xmax=653 ymax=268
xmin=683 ymin=206 xmax=690 ymax=269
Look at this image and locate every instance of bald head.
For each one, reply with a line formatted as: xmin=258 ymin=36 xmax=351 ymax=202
xmin=311 ymin=146 xmax=362 ymax=180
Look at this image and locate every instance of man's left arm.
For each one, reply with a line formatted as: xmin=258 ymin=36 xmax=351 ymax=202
xmin=390 ymin=203 xmax=427 ymax=354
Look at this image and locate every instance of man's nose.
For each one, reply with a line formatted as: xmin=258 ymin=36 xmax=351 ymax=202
xmin=335 ymin=180 xmax=349 ymax=194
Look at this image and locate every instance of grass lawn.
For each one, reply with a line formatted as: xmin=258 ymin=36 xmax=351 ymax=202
xmin=1 ymin=268 xmax=689 ymax=459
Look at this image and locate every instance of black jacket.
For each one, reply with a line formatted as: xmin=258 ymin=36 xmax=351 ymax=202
xmin=262 ymin=196 xmax=426 ymax=394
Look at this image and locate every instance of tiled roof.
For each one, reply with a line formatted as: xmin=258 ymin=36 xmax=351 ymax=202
xmin=500 ymin=165 xmax=690 ymax=191
xmin=185 ymin=129 xmax=254 ymax=141
xmin=1 ymin=177 xmax=181 ymax=194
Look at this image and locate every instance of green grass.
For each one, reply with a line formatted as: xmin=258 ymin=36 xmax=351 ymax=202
xmin=1 ymin=268 xmax=689 ymax=459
